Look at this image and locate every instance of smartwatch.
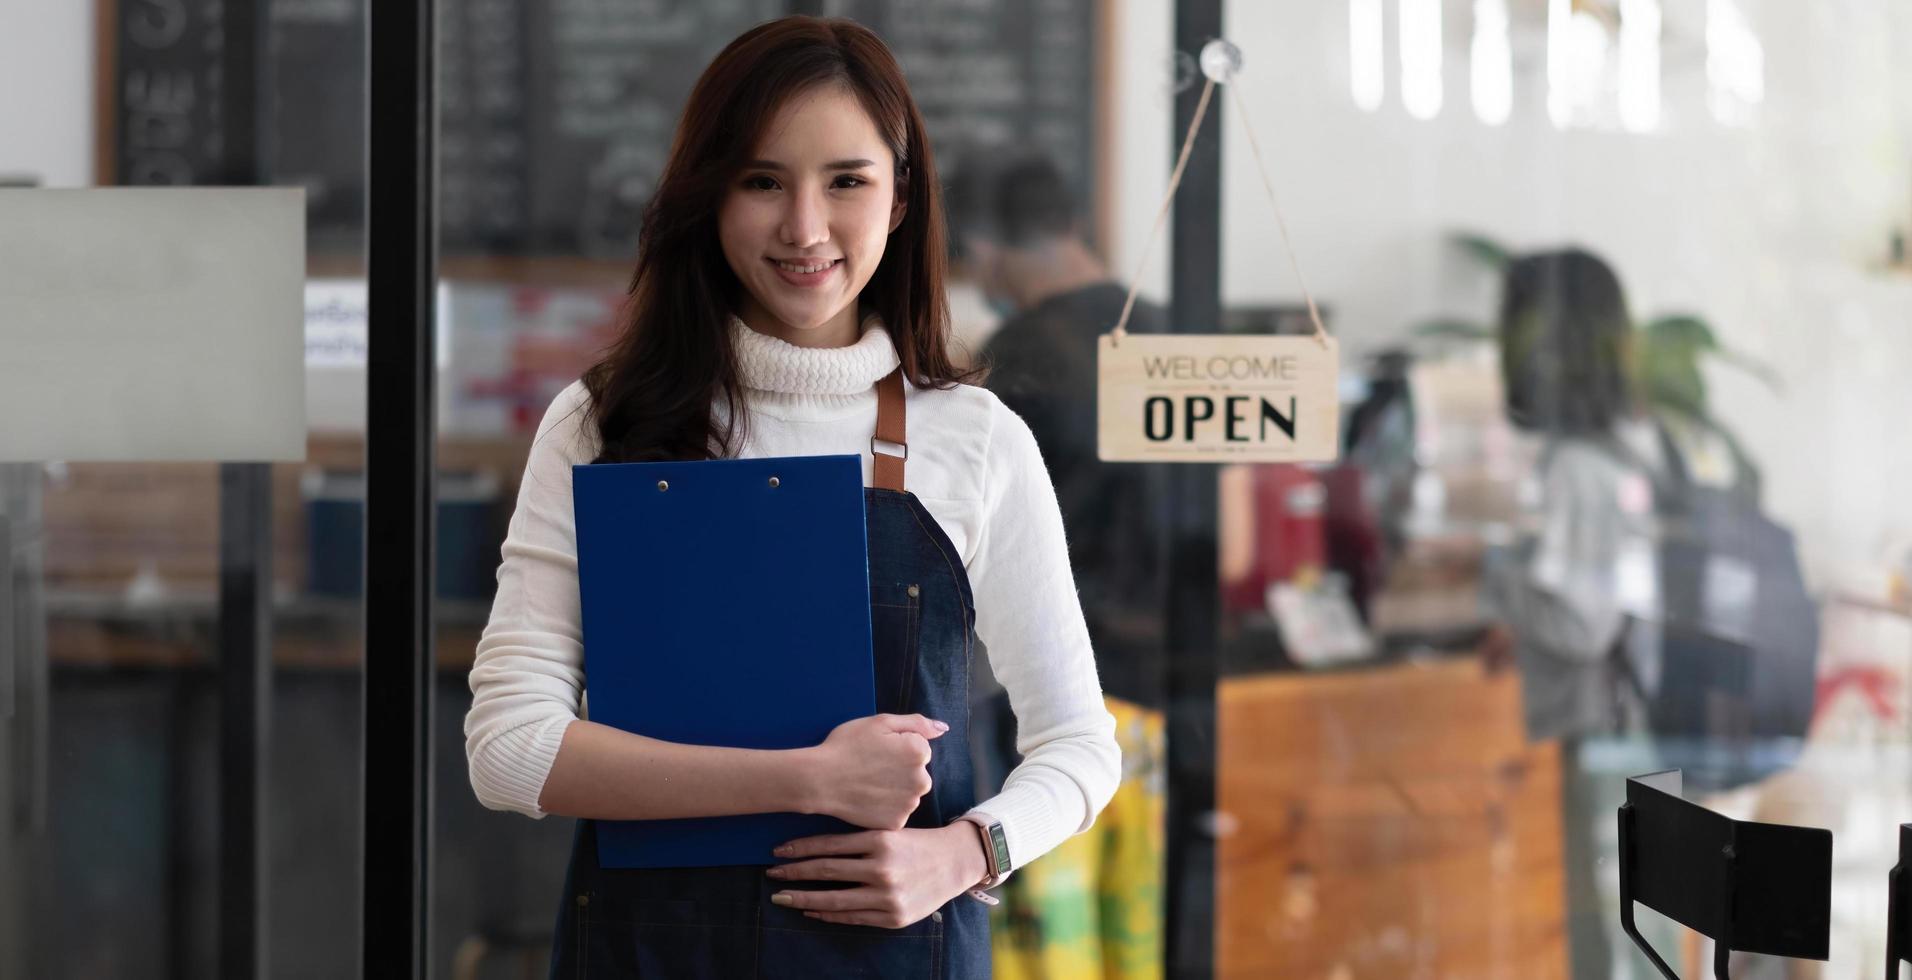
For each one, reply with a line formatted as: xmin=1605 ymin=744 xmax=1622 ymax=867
xmin=957 ymin=813 xmax=1011 ymax=904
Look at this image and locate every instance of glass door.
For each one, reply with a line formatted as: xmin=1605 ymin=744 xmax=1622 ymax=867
xmin=2 ymin=2 xmax=368 ymax=976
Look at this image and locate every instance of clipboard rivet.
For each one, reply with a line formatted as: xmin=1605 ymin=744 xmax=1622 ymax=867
xmin=656 ymin=480 xmax=668 ymax=492
xmin=768 ymin=477 xmax=780 ymax=488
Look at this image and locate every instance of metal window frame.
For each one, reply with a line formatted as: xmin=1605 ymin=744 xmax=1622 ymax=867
xmin=362 ymin=0 xmax=438 ymax=977
xmin=216 ymin=3 xmax=272 ymax=978
xmin=1165 ymin=2 xmax=1223 ymax=977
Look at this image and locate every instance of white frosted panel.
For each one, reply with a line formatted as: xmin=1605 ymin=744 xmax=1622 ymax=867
xmin=0 ymin=188 xmax=307 ymax=461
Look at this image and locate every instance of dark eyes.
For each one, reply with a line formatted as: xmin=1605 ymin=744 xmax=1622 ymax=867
xmin=740 ymin=174 xmax=869 ymax=191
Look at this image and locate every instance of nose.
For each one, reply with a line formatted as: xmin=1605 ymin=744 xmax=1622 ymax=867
xmin=779 ymin=183 xmax=829 ymax=249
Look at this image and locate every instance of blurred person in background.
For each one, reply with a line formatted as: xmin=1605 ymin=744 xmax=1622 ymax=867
xmin=1481 ymin=248 xmax=1664 ymax=977
xmin=951 ymin=154 xmax=1167 ymax=979
xmin=936 ymin=152 xmax=1007 ymax=370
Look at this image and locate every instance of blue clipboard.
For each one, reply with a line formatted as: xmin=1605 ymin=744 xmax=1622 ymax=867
xmin=572 ymin=454 xmax=876 ymax=869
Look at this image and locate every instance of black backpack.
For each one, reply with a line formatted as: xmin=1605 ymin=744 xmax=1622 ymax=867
xmin=1618 ymin=425 xmax=1819 ymax=792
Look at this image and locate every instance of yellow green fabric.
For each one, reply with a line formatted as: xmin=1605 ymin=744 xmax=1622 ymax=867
xmin=991 ymin=696 xmax=1164 ymax=980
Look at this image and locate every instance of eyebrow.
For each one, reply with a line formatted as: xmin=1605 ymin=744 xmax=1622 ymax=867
xmin=744 ymin=159 xmax=879 ymax=172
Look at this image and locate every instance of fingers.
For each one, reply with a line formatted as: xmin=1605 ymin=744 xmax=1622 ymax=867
xmin=768 ymin=857 xmax=876 ymax=883
xmin=774 ymin=831 xmax=884 ymax=860
xmin=771 ymin=886 xmax=883 ymax=913
xmin=803 ymin=910 xmax=908 ymax=928
xmin=899 ymin=732 xmax=934 ymax=767
xmin=878 ymin=713 xmax=949 ymax=740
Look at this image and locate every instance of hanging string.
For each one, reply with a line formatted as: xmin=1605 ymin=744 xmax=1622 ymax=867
xmin=1227 ymin=83 xmax=1329 ymax=349
xmin=1111 ymin=76 xmax=1215 ymax=347
xmin=1108 ymin=65 xmax=1330 ymax=350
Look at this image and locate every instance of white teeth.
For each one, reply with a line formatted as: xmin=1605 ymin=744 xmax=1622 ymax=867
xmin=774 ymin=259 xmax=836 ymax=275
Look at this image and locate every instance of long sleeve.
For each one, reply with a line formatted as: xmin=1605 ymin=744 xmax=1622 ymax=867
xmin=463 ymin=382 xmax=595 ymax=818
xmin=1503 ymin=441 xmax=1656 ymax=660
xmin=960 ymin=396 xmax=1122 ymax=874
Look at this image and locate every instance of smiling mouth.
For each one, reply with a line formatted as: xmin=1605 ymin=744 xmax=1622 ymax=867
xmin=771 ymin=258 xmax=841 ymax=275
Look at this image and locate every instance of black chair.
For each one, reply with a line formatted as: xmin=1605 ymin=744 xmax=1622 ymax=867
xmin=1619 ymin=769 xmax=1831 ymax=978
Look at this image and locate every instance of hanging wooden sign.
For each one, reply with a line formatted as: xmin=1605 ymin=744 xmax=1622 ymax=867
xmin=1096 ymin=47 xmax=1342 ymax=464
xmin=1097 ymin=333 xmax=1340 ymax=463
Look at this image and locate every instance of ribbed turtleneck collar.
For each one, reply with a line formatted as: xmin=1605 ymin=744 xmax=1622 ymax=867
xmin=729 ymin=315 xmax=900 ymax=418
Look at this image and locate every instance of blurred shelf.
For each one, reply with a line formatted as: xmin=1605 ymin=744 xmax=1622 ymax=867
xmin=307 ymin=251 xmax=631 ymax=287
xmin=43 ymin=588 xmax=490 ymax=625
xmin=41 ymin=588 xmax=490 ymax=671
xmin=1827 ymin=590 xmax=1912 ymax=620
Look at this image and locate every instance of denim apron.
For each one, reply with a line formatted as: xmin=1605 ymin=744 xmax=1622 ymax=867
xmin=548 ymin=369 xmax=992 ymax=979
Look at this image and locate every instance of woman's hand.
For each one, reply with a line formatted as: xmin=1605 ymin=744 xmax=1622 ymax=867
xmin=801 ymin=714 xmax=946 ymax=830
xmin=766 ymin=825 xmax=989 ymax=928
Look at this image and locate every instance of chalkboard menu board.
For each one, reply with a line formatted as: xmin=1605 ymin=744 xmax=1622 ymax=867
xmin=110 ymin=0 xmax=370 ymax=250
xmin=520 ymin=0 xmax=781 ymax=257
xmin=272 ymin=0 xmax=368 ymax=248
xmin=109 ymin=0 xmax=1102 ymax=259
xmin=112 ymin=0 xmax=229 ymax=188
xmin=824 ymin=0 xmax=1101 ymax=231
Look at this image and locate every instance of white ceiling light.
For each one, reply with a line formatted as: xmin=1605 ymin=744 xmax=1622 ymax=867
xmin=1400 ymin=0 xmax=1443 ymax=120
xmin=1707 ymin=0 xmax=1764 ymax=127
xmin=1351 ymin=0 xmax=1385 ymax=112
xmin=1617 ymin=0 xmax=1663 ymax=132
xmin=1471 ymin=0 xmax=1513 ymax=126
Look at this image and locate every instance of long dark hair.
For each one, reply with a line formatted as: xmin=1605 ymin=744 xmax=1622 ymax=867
xmin=1499 ymin=248 xmax=1636 ymax=436
xmin=579 ymin=16 xmax=974 ymax=464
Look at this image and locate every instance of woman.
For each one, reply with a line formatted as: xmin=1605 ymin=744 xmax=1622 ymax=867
xmin=1481 ymin=248 xmax=1662 ymax=978
xmin=1485 ymin=248 xmax=1660 ymax=740
xmin=462 ymin=16 xmax=1120 ymax=979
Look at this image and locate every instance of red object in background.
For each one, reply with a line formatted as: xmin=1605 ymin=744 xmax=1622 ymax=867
xmin=1222 ymin=464 xmax=1327 ymax=614
xmin=1814 ymin=665 xmax=1899 ymax=723
xmin=1319 ymin=464 xmax=1385 ymax=619
xmin=465 ymin=369 xmax=558 ymax=433
xmin=464 ymin=286 xmax=623 ymax=433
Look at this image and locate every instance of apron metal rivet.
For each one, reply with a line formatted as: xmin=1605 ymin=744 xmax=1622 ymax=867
xmin=908 ymin=584 xmax=919 ymax=598
xmin=656 ymin=480 xmax=668 ymax=492
xmin=768 ymin=477 xmax=780 ymax=488
xmin=931 ymin=911 xmax=942 ymax=922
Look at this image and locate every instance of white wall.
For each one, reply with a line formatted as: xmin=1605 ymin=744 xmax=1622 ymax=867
xmin=1107 ymin=0 xmax=1175 ymax=304
xmin=1173 ymin=0 xmax=1912 ymax=587
xmin=0 ymin=0 xmax=97 ymax=186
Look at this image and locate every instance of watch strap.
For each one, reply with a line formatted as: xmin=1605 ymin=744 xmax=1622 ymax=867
xmin=957 ymin=813 xmax=1011 ymax=891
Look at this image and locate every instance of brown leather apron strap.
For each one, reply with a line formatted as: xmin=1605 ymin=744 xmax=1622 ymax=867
xmin=872 ymin=366 xmax=907 ymax=492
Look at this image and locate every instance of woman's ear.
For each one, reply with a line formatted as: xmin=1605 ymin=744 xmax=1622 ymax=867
xmin=888 ymin=193 xmax=908 ymax=234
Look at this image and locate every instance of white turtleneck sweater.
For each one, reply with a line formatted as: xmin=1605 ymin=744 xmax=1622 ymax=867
xmin=463 ymin=318 xmax=1121 ymax=877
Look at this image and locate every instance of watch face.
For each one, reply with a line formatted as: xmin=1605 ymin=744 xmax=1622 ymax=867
xmin=986 ymin=823 xmax=1010 ymax=874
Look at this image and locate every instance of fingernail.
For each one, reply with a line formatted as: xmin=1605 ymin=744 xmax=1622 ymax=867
xmin=933 ymin=720 xmax=950 ymax=732
xmin=765 ymin=867 xmax=786 ymax=879
xmin=771 ymin=893 xmax=793 ymax=906
xmin=774 ymin=845 xmax=792 ymax=856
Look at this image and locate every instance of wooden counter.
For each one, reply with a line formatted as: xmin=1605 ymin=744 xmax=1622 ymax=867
xmin=1218 ymin=658 xmax=1566 ymax=977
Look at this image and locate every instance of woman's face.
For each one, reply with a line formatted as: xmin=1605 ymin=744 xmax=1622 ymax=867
xmin=719 ymin=85 xmax=904 ymax=349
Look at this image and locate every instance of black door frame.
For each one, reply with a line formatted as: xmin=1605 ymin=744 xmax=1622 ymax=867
xmin=1165 ymin=2 xmax=1223 ymax=977
xmin=362 ymin=0 xmax=438 ymax=976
